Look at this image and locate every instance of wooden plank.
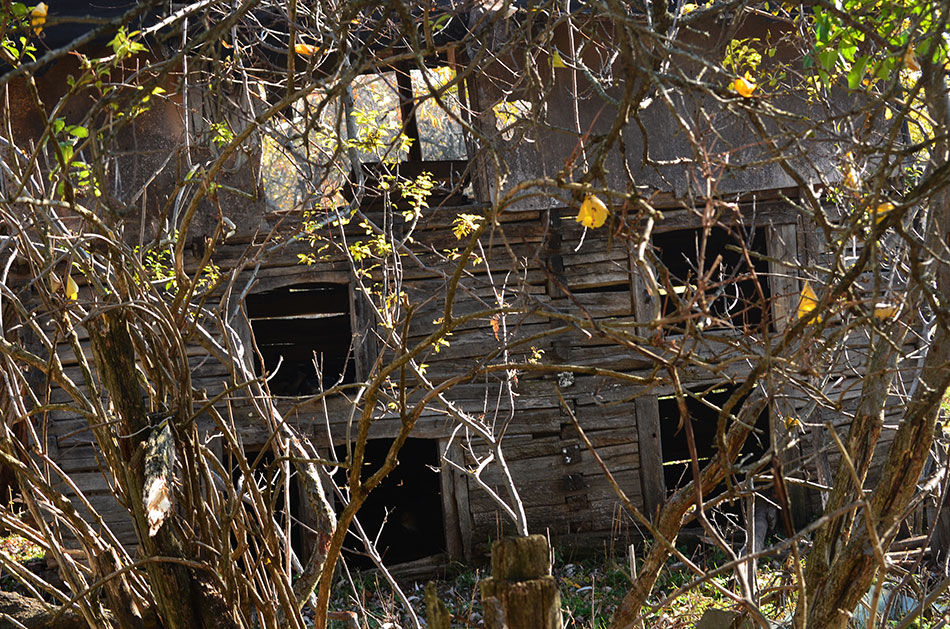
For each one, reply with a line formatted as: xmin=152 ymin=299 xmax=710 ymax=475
xmin=447 ymin=442 xmax=473 ymax=560
xmin=767 ymin=223 xmax=799 ymax=332
xmin=635 ymin=396 xmax=665 ymax=519
xmin=438 ymin=438 xmax=464 ymax=561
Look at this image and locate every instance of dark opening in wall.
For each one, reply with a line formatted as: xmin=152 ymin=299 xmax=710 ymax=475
xmin=246 ymin=283 xmax=355 ymax=396
xmin=652 ymin=226 xmax=771 ymax=330
xmin=343 ymin=438 xmax=446 ymax=568
xmin=657 ymin=387 xmax=770 ymax=498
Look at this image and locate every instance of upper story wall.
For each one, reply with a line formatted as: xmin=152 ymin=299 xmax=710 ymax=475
xmin=2 ymin=39 xmax=267 ymax=249
xmin=468 ymin=10 xmax=856 ymax=211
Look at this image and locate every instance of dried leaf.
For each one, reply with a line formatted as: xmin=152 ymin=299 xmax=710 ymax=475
xmin=904 ymin=45 xmax=921 ymax=72
xmin=31 ymin=2 xmax=47 ymax=35
xmin=733 ymin=75 xmax=756 ymax=97
xmin=798 ymin=281 xmax=820 ymax=323
xmin=294 ymin=43 xmax=318 ymax=56
xmin=873 ymin=303 xmax=898 ymax=320
xmin=576 ymin=194 xmax=608 ymax=229
xmin=843 ymin=165 xmax=860 ymax=190
xmin=65 ymin=275 xmax=79 ymax=301
xmin=874 ymin=202 xmax=895 ymax=224
xmin=490 ymin=315 xmax=500 ymax=340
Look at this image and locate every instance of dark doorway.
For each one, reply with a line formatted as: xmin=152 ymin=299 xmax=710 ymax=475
xmin=343 ymin=438 xmax=446 ymax=567
xmin=246 ymin=283 xmax=355 ymax=395
xmin=657 ymin=386 xmax=770 ymax=497
xmin=652 ymin=226 xmax=771 ymax=331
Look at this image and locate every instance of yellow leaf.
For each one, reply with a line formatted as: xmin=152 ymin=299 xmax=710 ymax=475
xmin=551 ymin=49 xmax=567 ymax=68
xmin=733 ymin=75 xmax=756 ymax=97
xmin=31 ymin=2 xmax=47 ymax=35
xmin=680 ymin=3 xmax=698 ymax=13
xmin=797 ymin=281 xmax=820 ymax=323
xmin=65 ymin=275 xmax=79 ymax=301
xmin=873 ymin=303 xmax=898 ymax=320
xmin=785 ymin=416 xmax=802 ymax=430
xmin=874 ymin=202 xmax=895 ymax=224
xmin=904 ymin=45 xmax=921 ymax=72
xmin=576 ymin=194 xmax=608 ymax=229
xmin=294 ymin=43 xmax=318 ymax=56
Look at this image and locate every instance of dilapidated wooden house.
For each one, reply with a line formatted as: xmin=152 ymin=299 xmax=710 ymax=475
xmin=5 ymin=1 xmax=912 ymax=569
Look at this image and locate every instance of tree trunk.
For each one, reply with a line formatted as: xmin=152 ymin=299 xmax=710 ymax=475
xmin=88 ymin=310 xmax=237 ymax=629
xmin=798 ymin=58 xmax=950 ymax=628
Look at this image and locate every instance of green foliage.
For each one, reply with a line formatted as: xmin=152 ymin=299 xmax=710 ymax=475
xmin=0 ymin=34 xmax=35 ymax=62
xmin=211 ymin=121 xmax=235 ymax=149
xmin=804 ymin=1 xmax=946 ymax=89
xmin=135 ymin=235 xmax=220 ymax=294
xmin=396 ymin=171 xmax=434 ymax=221
xmin=108 ymin=27 xmax=147 ymax=59
xmin=348 ymin=105 xmax=413 ymax=161
xmin=723 ymin=38 xmax=763 ymax=76
xmin=0 ymin=3 xmax=40 ymax=63
xmin=452 ymin=213 xmax=483 ymax=240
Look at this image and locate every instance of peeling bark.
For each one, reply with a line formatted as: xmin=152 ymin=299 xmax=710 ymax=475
xmin=88 ymin=310 xmax=237 ymax=629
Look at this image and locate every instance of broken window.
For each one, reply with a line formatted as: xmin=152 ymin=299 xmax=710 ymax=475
xmin=245 ymin=283 xmax=356 ymax=396
xmin=411 ymin=66 xmax=468 ymax=162
xmin=657 ymin=386 xmax=770 ymax=496
xmin=342 ymin=65 xmax=472 ymax=206
xmin=652 ymin=225 xmax=771 ymax=331
xmin=347 ymin=65 xmax=468 ymax=163
xmin=342 ymin=437 xmax=446 ymax=567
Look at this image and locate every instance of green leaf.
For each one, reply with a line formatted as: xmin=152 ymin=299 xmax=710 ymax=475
xmin=840 ymin=44 xmax=857 ymax=63
xmin=67 ymin=125 xmax=88 ymax=139
xmin=875 ymin=57 xmax=895 ymax=81
xmin=59 ymin=142 xmax=73 ymax=163
xmin=847 ymin=55 xmax=868 ymax=90
xmin=818 ymin=48 xmax=838 ymax=72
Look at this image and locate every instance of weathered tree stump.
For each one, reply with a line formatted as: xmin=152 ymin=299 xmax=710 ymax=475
xmin=480 ymin=535 xmax=562 ymax=629
xmin=425 ymin=581 xmax=451 ymax=629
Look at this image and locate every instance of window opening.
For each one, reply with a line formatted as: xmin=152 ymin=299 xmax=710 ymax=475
xmin=410 ymin=66 xmax=468 ymax=162
xmin=652 ymin=226 xmax=771 ymax=331
xmin=348 ymin=66 xmax=468 ymax=164
xmin=342 ymin=438 xmax=446 ymax=568
xmin=343 ymin=66 xmax=471 ymax=204
xmin=246 ymin=283 xmax=355 ymax=396
xmin=348 ymin=71 xmax=408 ymax=164
xmin=657 ymin=386 xmax=770 ymax=503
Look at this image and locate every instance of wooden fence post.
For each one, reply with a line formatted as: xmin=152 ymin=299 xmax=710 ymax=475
xmin=480 ymin=535 xmax=562 ymax=629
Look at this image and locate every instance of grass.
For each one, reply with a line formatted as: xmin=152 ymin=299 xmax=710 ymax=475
xmin=0 ymin=529 xmax=944 ymax=628
xmin=323 ymin=544 xmax=803 ymax=628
